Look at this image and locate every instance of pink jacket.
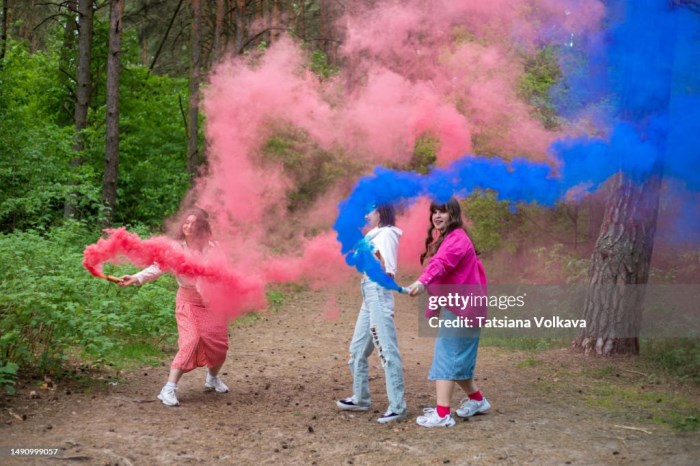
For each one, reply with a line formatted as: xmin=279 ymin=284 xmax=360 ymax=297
xmin=418 ymin=228 xmax=487 ymax=318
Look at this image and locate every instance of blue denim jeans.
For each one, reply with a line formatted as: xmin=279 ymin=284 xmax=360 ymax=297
xmin=347 ymin=278 xmax=406 ymax=414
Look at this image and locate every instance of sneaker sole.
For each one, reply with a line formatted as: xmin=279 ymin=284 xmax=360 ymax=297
xmin=336 ymin=400 xmax=370 ymax=411
xmin=456 ymin=404 xmax=491 ymax=418
xmin=416 ymin=418 xmax=456 ymax=427
xmin=157 ymin=394 xmax=179 ymax=406
xmin=204 ymin=385 xmax=229 ymax=393
xmin=377 ymin=414 xmax=407 ymax=424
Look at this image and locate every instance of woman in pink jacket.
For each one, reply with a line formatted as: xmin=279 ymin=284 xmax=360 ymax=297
xmin=119 ymin=208 xmax=230 ymax=407
xmin=406 ymin=198 xmax=491 ymax=427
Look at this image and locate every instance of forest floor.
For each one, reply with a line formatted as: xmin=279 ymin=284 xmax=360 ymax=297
xmin=1 ymin=280 xmax=699 ymax=465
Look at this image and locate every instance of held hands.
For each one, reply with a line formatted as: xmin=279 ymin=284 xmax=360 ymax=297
xmin=118 ymin=275 xmax=138 ymax=287
xmin=405 ymin=281 xmax=426 ymax=297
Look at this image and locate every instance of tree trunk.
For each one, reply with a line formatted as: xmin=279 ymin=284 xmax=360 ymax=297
xmin=149 ymin=0 xmax=183 ymax=72
xmin=212 ymin=0 xmax=225 ymax=61
xmin=0 ymin=0 xmax=8 ymax=69
xmin=64 ymin=0 xmax=93 ymax=218
xmin=271 ymin=0 xmax=280 ymax=43
xmin=187 ymin=0 xmax=202 ymax=178
xmin=297 ymin=0 xmax=305 ymax=39
xmin=58 ymin=1 xmax=77 ymax=124
xmin=102 ymin=0 xmax=124 ymax=227
xmin=235 ymin=0 xmax=245 ymax=53
xmin=572 ymin=3 xmax=681 ymax=356
xmin=572 ymin=172 xmax=662 ymax=355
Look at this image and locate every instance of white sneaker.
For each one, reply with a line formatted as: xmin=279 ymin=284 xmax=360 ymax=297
xmin=157 ymin=386 xmax=179 ymax=406
xmin=377 ymin=410 xmax=407 ymax=423
xmin=204 ymin=376 xmax=229 ymax=393
xmin=416 ymin=408 xmax=456 ymax=427
xmin=336 ymin=397 xmax=370 ymax=411
xmin=456 ymin=397 xmax=491 ymax=418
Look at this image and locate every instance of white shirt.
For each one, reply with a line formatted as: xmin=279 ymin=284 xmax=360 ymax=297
xmin=364 ymin=226 xmax=402 ymax=276
xmin=132 ymin=240 xmax=218 ymax=289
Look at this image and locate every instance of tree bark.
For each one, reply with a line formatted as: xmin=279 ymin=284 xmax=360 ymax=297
xmin=571 ymin=3 xmax=682 ymax=356
xmin=271 ymin=0 xmax=280 ymax=43
xmin=187 ymin=0 xmax=202 ymax=178
xmin=148 ymin=0 xmax=183 ymax=72
xmin=212 ymin=0 xmax=225 ymax=60
xmin=58 ymin=1 xmax=77 ymax=124
xmin=64 ymin=0 xmax=94 ymax=218
xmin=235 ymin=0 xmax=245 ymax=53
xmin=0 ymin=0 xmax=8 ymax=69
xmin=102 ymin=0 xmax=124 ymax=226
xmin=572 ymin=172 xmax=662 ymax=355
xmin=297 ymin=0 xmax=305 ymax=39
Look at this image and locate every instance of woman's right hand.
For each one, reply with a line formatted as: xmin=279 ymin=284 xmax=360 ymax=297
xmin=118 ymin=275 xmax=138 ymax=287
xmin=406 ymin=281 xmax=426 ymax=297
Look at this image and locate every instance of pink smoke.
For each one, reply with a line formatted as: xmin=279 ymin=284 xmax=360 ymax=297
xmin=86 ymin=0 xmax=606 ymax=315
xmin=194 ymin=0 xmax=603 ymax=288
xmin=83 ymin=228 xmax=267 ymax=318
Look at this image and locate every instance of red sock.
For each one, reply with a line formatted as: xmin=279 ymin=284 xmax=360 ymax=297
xmin=436 ymin=405 xmax=451 ymax=418
xmin=468 ymin=390 xmax=483 ymax=401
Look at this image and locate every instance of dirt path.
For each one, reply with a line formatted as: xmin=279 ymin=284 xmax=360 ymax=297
xmin=1 ymin=283 xmax=699 ymax=465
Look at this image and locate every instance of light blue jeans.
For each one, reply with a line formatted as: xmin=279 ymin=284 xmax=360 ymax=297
xmin=347 ymin=278 xmax=406 ymax=414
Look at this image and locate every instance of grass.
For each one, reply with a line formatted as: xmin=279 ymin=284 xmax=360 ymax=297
xmin=481 ymin=336 xmax=569 ymax=352
xmin=585 ymin=382 xmax=700 ymax=432
xmin=516 ymin=356 xmax=542 ymax=368
xmin=492 ymin=339 xmax=700 ymax=433
xmin=108 ymin=341 xmax=168 ymax=369
xmin=640 ymin=338 xmax=700 ymax=384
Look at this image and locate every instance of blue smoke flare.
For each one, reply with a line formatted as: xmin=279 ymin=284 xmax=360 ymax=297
xmin=335 ymin=1 xmax=700 ymax=290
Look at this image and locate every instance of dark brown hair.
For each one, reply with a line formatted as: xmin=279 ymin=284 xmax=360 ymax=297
xmin=174 ymin=207 xmax=212 ymax=242
xmin=420 ymin=198 xmax=473 ymax=265
xmin=376 ymin=204 xmax=396 ymax=227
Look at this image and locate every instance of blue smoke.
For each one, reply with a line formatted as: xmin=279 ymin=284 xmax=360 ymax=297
xmin=335 ymin=1 xmax=700 ymax=290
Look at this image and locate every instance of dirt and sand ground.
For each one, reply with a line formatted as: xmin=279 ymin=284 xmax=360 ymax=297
xmin=1 ymin=281 xmax=699 ymax=465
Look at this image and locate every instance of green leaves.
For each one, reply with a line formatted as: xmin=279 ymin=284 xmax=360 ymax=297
xmin=0 ymin=224 xmax=176 ymax=376
xmin=0 ymin=362 xmax=19 ymax=395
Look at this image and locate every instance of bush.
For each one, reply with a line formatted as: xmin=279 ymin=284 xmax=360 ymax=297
xmin=0 ymin=223 xmax=177 ymax=375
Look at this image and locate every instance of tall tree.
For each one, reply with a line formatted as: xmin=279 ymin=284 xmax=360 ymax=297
xmin=212 ymin=0 xmax=225 ymax=60
xmin=235 ymin=0 xmax=246 ymax=53
xmin=573 ymin=172 xmax=663 ymax=355
xmin=103 ymin=0 xmax=125 ymax=226
xmin=0 ymin=0 xmax=8 ymax=68
xmin=187 ymin=0 xmax=202 ymax=178
xmin=146 ymin=0 xmax=184 ymax=72
xmin=58 ymin=1 xmax=78 ymax=124
xmin=64 ymin=0 xmax=94 ymax=218
xmin=572 ymin=2 xmax=681 ymax=355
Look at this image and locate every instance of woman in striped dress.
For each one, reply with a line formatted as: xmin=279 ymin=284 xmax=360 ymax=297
xmin=119 ymin=208 xmax=230 ymax=406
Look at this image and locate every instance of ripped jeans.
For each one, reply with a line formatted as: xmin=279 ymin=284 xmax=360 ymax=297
xmin=347 ymin=278 xmax=406 ymax=414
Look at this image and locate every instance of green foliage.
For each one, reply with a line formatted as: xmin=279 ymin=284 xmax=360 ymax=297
xmin=309 ymin=49 xmax=339 ymax=80
xmin=481 ymin=337 xmax=568 ymax=351
xmin=532 ymin=243 xmax=590 ymax=284
xmin=0 ymin=34 xmax=190 ymax=231
xmin=641 ymin=339 xmax=700 ymax=384
xmin=112 ymin=66 xmax=190 ymax=225
xmin=0 ymin=222 xmax=176 ymax=374
xmin=518 ymin=46 xmax=562 ymax=130
xmin=0 ymin=40 xmax=94 ymax=231
xmin=0 ymin=361 xmax=19 ymax=395
xmin=262 ymin=122 xmax=359 ymax=211
xmin=407 ymin=134 xmax=439 ymax=174
xmin=461 ymin=191 xmax=514 ymax=253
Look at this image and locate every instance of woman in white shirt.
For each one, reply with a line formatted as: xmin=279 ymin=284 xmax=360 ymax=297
xmin=119 ymin=208 xmax=230 ymax=407
xmin=336 ymin=204 xmax=407 ymax=423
